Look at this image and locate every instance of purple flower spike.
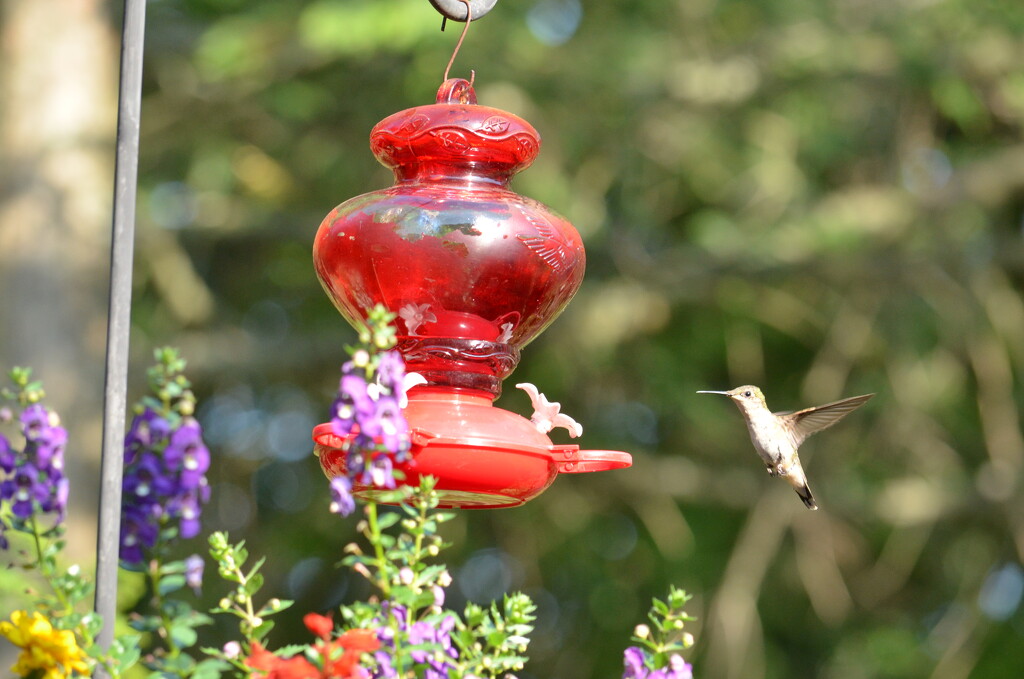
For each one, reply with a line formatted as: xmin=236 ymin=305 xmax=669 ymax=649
xmin=120 ymin=410 xmax=211 ymax=564
xmin=0 ymin=434 xmax=13 ymax=474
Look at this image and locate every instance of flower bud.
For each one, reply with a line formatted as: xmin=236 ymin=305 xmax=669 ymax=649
xmin=634 ymin=624 xmax=650 ymax=639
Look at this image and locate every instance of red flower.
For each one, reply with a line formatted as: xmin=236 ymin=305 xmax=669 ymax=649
xmin=244 ymin=625 xmax=380 ymax=679
xmin=337 ymin=629 xmax=380 ymax=653
xmin=320 ymin=629 xmax=380 ymax=679
xmin=304 ymin=613 xmax=334 ymax=641
xmin=244 ymin=641 xmax=319 ymax=679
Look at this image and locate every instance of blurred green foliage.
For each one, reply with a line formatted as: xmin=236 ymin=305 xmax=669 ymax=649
xmin=83 ymin=0 xmax=1024 ymax=677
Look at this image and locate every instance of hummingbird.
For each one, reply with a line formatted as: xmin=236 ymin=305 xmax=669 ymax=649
xmin=697 ymin=386 xmax=874 ymax=510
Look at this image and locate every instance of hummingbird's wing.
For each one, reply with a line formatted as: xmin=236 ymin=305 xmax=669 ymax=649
xmin=777 ymin=393 xmax=874 ymax=445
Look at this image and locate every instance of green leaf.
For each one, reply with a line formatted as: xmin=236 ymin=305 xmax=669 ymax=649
xmin=170 ymin=623 xmax=199 ymax=648
xmin=244 ymin=572 xmax=265 ymax=596
xmin=253 ymin=619 xmax=276 ymax=641
xmin=256 ymin=598 xmax=294 ymax=617
xmin=158 ymin=574 xmax=187 ymax=596
xmin=376 ymin=511 xmax=401 ymax=530
xmin=192 ymin=658 xmax=230 ymax=679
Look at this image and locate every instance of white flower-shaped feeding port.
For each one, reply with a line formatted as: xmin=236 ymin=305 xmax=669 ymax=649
xmin=398 ymin=302 xmax=437 ymax=335
xmin=515 ymin=383 xmax=583 ymax=438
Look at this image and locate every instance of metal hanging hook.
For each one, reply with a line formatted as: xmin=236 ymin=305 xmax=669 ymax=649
xmin=442 ymin=0 xmax=475 ymax=84
xmin=430 ymin=0 xmax=497 ymax=23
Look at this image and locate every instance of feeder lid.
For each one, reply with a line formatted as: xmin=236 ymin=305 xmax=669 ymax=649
xmin=369 ymin=79 xmax=541 ymax=182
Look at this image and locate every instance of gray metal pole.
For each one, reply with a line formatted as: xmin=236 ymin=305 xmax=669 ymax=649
xmin=95 ymin=0 xmax=146 ymax=658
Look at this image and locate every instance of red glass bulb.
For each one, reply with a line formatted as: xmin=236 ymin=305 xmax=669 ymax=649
xmin=313 ymin=79 xmax=585 ymax=396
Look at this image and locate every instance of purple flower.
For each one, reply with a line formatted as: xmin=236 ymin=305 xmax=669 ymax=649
xmin=120 ymin=408 xmax=211 ymax=564
xmin=123 ymin=452 xmax=175 ymax=503
xmin=332 ymin=373 xmax=375 ymax=436
xmin=373 ymin=650 xmax=397 ymax=679
xmin=369 ymin=456 xmax=396 ymax=490
xmin=126 ymin=410 xmax=171 ymax=450
xmin=622 ymin=647 xmax=692 ymax=679
xmin=4 ymin=464 xmax=50 ymax=519
xmin=120 ymin=505 xmax=159 ymax=564
xmin=406 ymin=615 xmax=459 ymax=673
xmin=0 ymin=405 xmax=70 ymax=533
xmin=364 ymin=396 xmax=409 ymax=455
xmin=164 ymin=420 xmax=210 ymax=490
xmin=40 ymin=476 xmax=69 ymax=521
xmin=667 ymin=655 xmax=693 ymax=679
xmin=20 ymin=404 xmax=50 ymax=442
xmin=407 ymin=621 xmax=434 ymax=664
xmin=30 ymin=425 xmax=67 ymax=471
xmin=623 ymin=646 xmax=649 ymax=679
xmin=329 ymin=476 xmax=356 ymax=517
xmin=0 ymin=434 xmax=12 ymax=474
xmin=185 ymin=553 xmax=204 ymax=593
xmin=376 ymin=351 xmax=406 ymax=393
xmin=171 ymin=484 xmax=209 ymax=539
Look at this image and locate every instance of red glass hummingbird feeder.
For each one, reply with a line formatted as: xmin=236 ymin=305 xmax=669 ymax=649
xmin=311 ymin=77 xmax=631 ymax=508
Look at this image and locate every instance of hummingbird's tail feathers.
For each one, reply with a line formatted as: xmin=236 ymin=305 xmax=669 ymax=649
xmin=795 ymin=483 xmax=818 ymax=510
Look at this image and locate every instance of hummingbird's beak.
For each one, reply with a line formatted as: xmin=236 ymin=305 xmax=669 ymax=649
xmin=696 ymin=390 xmax=731 ymax=395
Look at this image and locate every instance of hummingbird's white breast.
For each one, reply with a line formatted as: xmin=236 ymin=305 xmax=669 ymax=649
xmin=744 ymin=409 xmax=795 ymax=467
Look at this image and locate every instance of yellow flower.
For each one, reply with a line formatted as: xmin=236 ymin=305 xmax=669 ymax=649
xmin=0 ymin=610 xmax=90 ymax=679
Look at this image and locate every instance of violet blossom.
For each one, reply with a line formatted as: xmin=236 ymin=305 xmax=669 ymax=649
xmin=0 ymin=403 xmax=71 ymax=540
xmin=119 ymin=408 xmax=212 ymax=565
xmin=623 ymin=647 xmax=693 ymax=679
xmin=328 ymin=349 xmax=412 ymax=497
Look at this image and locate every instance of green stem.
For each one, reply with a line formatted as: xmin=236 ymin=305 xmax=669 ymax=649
xmin=366 ymin=502 xmax=391 ymax=597
xmin=148 ymin=559 xmax=183 ymax=664
xmin=29 ymin=514 xmax=72 ymax=613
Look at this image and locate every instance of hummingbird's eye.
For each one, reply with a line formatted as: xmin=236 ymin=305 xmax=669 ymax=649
xmin=744 ymin=391 xmax=752 ymax=397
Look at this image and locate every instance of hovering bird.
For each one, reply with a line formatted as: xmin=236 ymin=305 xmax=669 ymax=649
xmin=697 ymin=386 xmax=873 ymax=510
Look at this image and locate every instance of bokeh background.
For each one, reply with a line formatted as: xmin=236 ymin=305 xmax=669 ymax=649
xmin=3 ymin=0 xmax=1024 ymax=677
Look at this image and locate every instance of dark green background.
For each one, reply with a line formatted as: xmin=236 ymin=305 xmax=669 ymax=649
xmin=6 ymin=0 xmax=1024 ymax=677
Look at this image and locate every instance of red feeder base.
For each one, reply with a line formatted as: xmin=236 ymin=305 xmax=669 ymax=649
xmin=313 ymin=388 xmax=631 ymax=509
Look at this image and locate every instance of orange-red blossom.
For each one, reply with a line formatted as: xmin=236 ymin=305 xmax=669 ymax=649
xmin=245 ymin=613 xmax=380 ymax=679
